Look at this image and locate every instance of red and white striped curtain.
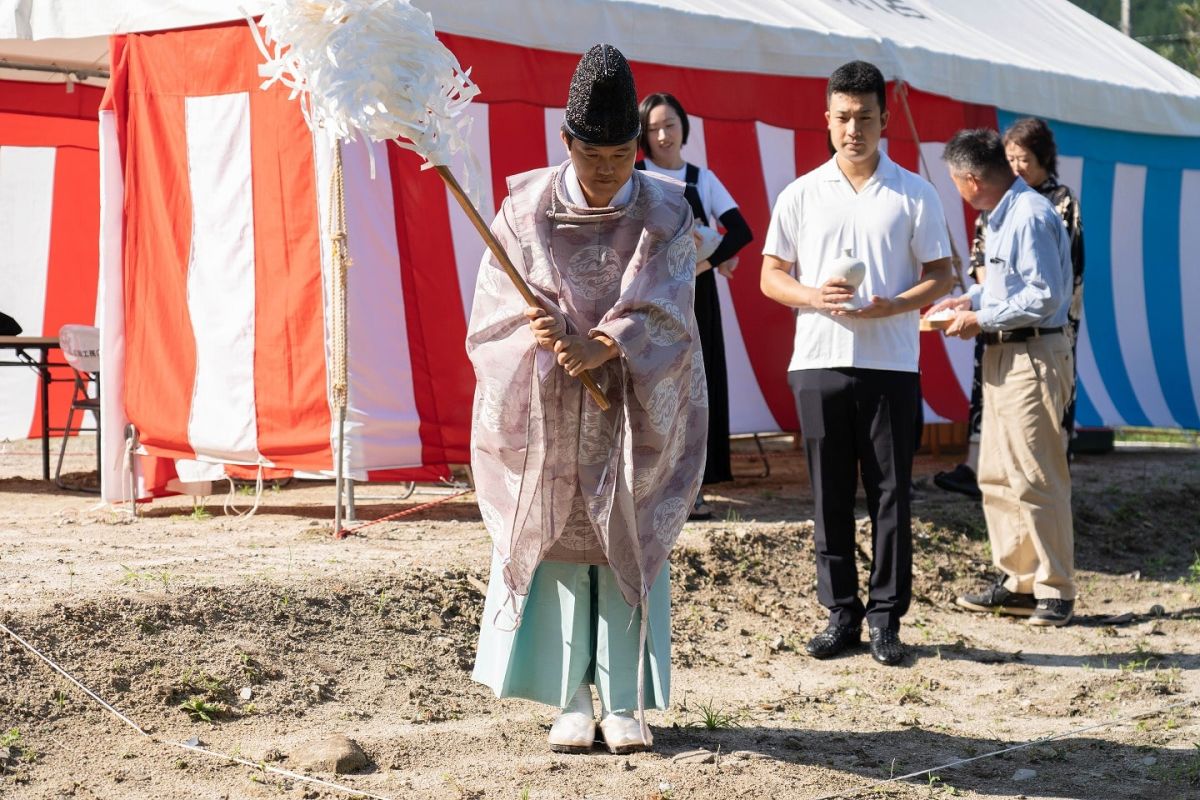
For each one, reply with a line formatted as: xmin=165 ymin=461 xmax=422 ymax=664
xmin=96 ymin=22 xmax=992 ymax=500
xmin=0 ymin=79 xmax=103 ymax=441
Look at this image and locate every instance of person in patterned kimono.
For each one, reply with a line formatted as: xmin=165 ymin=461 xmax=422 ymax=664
xmin=468 ymin=44 xmax=707 ymax=755
xmin=934 ymin=117 xmax=1084 ymax=499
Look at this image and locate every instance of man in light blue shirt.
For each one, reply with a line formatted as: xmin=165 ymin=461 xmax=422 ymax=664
xmin=962 ymin=179 xmax=1072 ymax=332
xmin=929 ymin=129 xmax=1076 ymax=627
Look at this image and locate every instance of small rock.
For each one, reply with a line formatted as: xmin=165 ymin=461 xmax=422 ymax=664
xmin=1100 ymin=612 xmax=1135 ymax=625
xmin=1012 ymin=768 xmax=1037 ymax=781
xmin=729 ymin=750 xmax=772 ymax=761
xmin=619 ymin=758 xmax=634 ymax=771
xmin=182 ymin=737 xmax=203 ymax=748
xmin=845 ymin=688 xmax=859 ymax=698
xmin=672 ymin=748 xmax=715 ymax=765
xmin=239 ymin=687 xmax=254 ymax=701
xmin=770 ymin=635 xmax=786 ymax=652
xmin=1142 ymin=756 xmax=1157 ymax=766
xmin=291 ymin=734 xmax=369 ymax=774
xmin=1125 ymin=570 xmax=1141 ymax=581
xmin=658 ymin=781 xmax=673 ymax=793
xmin=1149 ymin=604 xmax=1166 ymax=617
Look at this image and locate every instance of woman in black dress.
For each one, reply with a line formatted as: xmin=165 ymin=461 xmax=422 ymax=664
xmin=637 ymin=93 xmax=753 ymax=519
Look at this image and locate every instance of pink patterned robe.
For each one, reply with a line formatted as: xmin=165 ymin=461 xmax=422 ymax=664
xmin=466 ymin=163 xmax=708 ymax=611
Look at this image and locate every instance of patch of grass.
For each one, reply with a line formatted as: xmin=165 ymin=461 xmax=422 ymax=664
xmin=179 ymin=697 xmax=222 ymax=723
xmin=188 ymin=501 xmax=211 ymax=521
xmin=1184 ymin=551 xmax=1200 ymax=587
xmin=686 ymin=700 xmax=740 ymax=730
xmin=237 ymin=652 xmax=262 ymax=683
xmin=1152 ymin=742 xmax=1200 ymax=786
xmin=1114 ymin=427 xmax=1200 ymax=446
xmin=1 ymin=728 xmax=38 ymax=769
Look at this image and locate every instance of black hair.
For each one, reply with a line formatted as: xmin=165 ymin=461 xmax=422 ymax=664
xmin=1003 ymin=117 xmax=1059 ymax=180
xmin=942 ymin=128 xmax=1011 ymax=182
xmin=826 ymin=60 xmax=887 ymax=113
xmin=637 ymin=92 xmax=690 ymax=156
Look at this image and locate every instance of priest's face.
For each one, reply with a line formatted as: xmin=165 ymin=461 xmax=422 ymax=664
xmin=826 ymin=91 xmax=888 ymax=166
xmin=561 ymin=131 xmax=638 ymax=207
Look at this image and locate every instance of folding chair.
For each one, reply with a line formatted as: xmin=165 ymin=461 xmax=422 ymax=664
xmin=55 ymin=324 xmax=101 ymax=492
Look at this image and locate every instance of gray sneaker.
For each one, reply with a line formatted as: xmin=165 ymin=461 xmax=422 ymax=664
xmin=1028 ymin=598 xmax=1074 ymax=627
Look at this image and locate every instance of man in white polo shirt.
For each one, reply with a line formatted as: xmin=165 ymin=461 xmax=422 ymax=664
xmin=760 ymin=61 xmax=953 ymax=666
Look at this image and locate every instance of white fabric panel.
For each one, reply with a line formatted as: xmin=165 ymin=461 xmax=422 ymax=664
xmin=1055 ymin=155 xmax=1121 ymax=425
xmin=0 ymin=146 xmax=55 ymax=441
xmin=756 ymin=121 xmax=794 ymax=208
xmin=1181 ymin=170 xmax=1200 ymax=421
xmin=1111 ymin=164 xmax=1177 ymax=428
xmin=311 ymin=132 xmax=336 ymax=473
xmin=1057 ymin=156 xmax=1084 ymax=201
xmin=183 ymin=93 xmax=261 ymax=463
xmin=919 ymin=141 xmax=970 ymax=273
xmin=942 ymin=336 xmax=976 ymax=403
xmin=445 ymin=102 xmax=493 ymax=320
xmin=98 ymin=111 xmax=131 ymax=501
xmin=1074 ymin=312 xmax=1124 ymax=427
xmin=683 ymin=116 xmax=708 ymax=170
xmin=922 ymin=400 xmax=945 ymax=424
xmin=544 ymin=107 xmax=566 ymax=167
xmin=715 ymin=278 xmax=781 ymax=434
xmin=173 ymin=458 xmax=225 ymax=482
xmin=340 ymin=138 xmax=423 ymax=471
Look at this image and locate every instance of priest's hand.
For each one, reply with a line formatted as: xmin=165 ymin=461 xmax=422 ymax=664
xmin=554 ymin=335 xmax=617 ymax=377
xmin=945 ymin=310 xmax=982 ymax=339
xmin=717 ymin=256 xmax=738 ymax=279
xmin=525 ymin=307 xmax=564 ymax=350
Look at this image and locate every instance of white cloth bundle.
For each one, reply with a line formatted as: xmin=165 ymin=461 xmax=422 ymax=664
xmin=248 ymin=0 xmax=481 ymax=186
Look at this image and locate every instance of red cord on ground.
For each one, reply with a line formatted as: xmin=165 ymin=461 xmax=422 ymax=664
xmin=334 ymin=489 xmax=474 ymax=539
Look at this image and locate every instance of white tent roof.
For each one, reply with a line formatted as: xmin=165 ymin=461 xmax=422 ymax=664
xmin=3 ymin=0 xmax=1199 ymax=136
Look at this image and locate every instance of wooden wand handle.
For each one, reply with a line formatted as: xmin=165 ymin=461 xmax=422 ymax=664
xmin=435 ymin=165 xmax=611 ymax=411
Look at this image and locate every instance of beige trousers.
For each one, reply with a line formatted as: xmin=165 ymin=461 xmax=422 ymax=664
xmin=979 ymin=333 xmax=1075 ymax=600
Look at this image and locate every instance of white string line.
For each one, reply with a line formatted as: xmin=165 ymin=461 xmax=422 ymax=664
xmin=1 ymin=621 xmax=398 ymax=800
xmin=1 ymin=621 xmax=148 ymax=738
xmin=803 ymin=697 xmax=1198 ymax=800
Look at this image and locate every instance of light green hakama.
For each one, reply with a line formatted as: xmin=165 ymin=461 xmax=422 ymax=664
xmin=472 ymin=554 xmax=671 ymax=714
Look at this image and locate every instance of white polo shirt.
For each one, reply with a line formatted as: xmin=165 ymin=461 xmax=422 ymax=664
xmin=763 ymin=151 xmax=951 ymax=373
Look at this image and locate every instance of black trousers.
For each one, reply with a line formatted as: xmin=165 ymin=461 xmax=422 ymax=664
xmin=695 ymin=269 xmax=732 ymax=484
xmin=789 ymin=368 xmax=920 ymax=630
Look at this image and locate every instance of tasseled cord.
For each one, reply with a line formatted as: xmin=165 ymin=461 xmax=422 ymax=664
xmin=636 ymin=594 xmax=650 ymax=745
xmin=223 ymin=464 xmax=265 ymax=518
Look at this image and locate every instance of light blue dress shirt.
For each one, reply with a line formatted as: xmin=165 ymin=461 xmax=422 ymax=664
xmin=965 ymin=177 xmax=1072 ymax=331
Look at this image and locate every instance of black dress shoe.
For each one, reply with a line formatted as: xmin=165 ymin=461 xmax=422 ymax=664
xmin=804 ymin=624 xmax=861 ymax=659
xmin=933 ymin=463 xmax=982 ymax=500
xmin=868 ymin=626 xmax=905 ymax=666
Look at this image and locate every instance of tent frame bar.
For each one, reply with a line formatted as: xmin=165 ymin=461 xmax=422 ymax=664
xmin=0 ymin=59 xmax=109 ymax=80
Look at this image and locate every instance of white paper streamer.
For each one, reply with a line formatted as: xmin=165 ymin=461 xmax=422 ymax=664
xmin=247 ymin=0 xmax=482 ymax=193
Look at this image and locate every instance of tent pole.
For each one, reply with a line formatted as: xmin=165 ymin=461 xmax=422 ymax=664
xmin=329 ymin=141 xmax=351 ymax=537
xmin=334 ymin=407 xmax=346 ymax=535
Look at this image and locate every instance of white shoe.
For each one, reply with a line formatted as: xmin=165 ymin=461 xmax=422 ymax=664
xmin=548 ymin=710 xmax=596 ymax=753
xmin=548 ymin=685 xmax=595 ymax=753
xmin=598 ymin=713 xmax=652 ymax=754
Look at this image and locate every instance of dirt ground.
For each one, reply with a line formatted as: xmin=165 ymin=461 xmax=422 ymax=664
xmin=1 ymin=435 xmax=1198 ymax=800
